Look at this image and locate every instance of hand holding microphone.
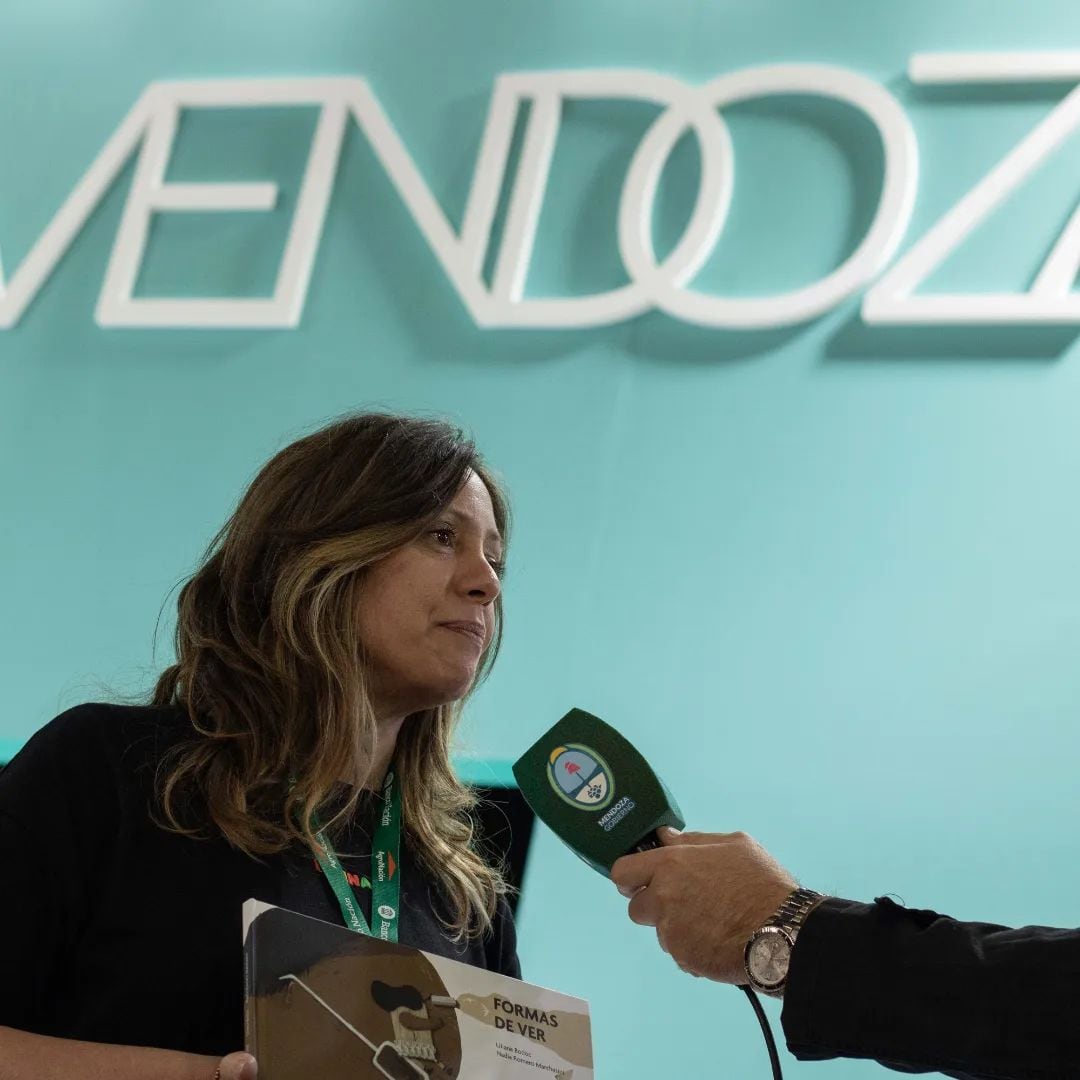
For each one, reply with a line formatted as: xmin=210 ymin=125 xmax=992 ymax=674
xmin=512 ymin=707 xmax=804 ymax=987
xmin=514 ymin=708 xmax=809 ymax=1079
xmin=611 ymin=829 xmax=797 ymax=983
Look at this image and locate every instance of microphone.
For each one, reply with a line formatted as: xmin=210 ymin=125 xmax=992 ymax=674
xmin=513 ymin=706 xmax=786 ymax=1080
xmin=511 ymin=707 xmax=685 ymax=876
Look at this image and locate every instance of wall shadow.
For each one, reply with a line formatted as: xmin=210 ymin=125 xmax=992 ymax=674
xmin=825 ymin=309 xmax=1079 ymax=364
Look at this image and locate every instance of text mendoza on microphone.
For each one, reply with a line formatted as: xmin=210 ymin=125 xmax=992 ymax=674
xmin=611 ymin=825 xmax=1080 ymax=1079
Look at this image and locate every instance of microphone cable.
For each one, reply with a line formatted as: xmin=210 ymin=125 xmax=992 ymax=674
xmin=630 ymin=837 xmax=784 ymax=1078
xmin=738 ymin=985 xmax=783 ymax=1080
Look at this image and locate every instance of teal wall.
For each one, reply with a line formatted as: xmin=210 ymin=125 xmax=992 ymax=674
xmin=4 ymin=2 xmax=1080 ymax=1075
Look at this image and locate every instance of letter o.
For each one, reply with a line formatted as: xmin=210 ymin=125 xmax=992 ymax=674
xmin=618 ymin=64 xmax=919 ymax=328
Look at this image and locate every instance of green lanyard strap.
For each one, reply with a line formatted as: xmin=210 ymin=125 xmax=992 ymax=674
xmin=310 ymin=769 xmax=403 ymax=943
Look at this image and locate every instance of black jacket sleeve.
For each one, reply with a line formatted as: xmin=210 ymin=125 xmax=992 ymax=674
xmin=781 ymin=895 xmax=1080 ymax=1080
xmin=0 ymin=705 xmax=122 ymax=1031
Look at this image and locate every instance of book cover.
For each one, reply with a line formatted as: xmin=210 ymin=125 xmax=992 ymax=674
xmin=243 ymin=899 xmax=593 ymax=1080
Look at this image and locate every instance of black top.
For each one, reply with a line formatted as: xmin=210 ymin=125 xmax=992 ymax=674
xmin=0 ymin=703 xmax=520 ymax=1057
xmin=783 ymin=895 xmax=1080 ymax=1079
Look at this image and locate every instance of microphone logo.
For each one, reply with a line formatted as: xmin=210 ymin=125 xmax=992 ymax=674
xmin=546 ymin=745 xmax=615 ymax=811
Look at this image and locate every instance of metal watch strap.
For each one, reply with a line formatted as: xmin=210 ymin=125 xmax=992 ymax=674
xmin=767 ymin=886 xmax=825 ymax=938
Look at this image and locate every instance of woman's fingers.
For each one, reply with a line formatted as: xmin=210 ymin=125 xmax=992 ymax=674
xmin=216 ymin=1052 xmax=258 ymax=1080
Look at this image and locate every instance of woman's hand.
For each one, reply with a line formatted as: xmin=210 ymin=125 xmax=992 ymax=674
xmin=0 ymin=1026 xmax=258 ymax=1080
xmin=215 ymin=1052 xmax=257 ymax=1080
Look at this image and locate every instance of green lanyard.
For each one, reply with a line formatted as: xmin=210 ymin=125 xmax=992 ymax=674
xmin=309 ymin=769 xmax=403 ymax=942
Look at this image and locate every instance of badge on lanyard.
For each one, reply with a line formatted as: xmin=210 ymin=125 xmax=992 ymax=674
xmin=310 ymin=769 xmax=402 ymax=943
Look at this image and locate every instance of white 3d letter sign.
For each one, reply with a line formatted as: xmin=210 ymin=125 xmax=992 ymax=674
xmin=0 ymin=52 xmax=1077 ymax=331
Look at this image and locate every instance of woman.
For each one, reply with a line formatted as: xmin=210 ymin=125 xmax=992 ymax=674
xmin=0 ymin=412 xmax=519 ymax=1080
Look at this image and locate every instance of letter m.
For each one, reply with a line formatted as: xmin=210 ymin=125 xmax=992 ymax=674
xmin=0 ymin=80 xmax=354 ymax=329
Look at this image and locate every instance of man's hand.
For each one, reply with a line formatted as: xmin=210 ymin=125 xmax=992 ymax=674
xmin=610 ymin=830 xmax=797 ymax=983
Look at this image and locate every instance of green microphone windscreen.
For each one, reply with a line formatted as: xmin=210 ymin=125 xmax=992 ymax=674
xmin=512 ymin=707 xmax=685 ymax=877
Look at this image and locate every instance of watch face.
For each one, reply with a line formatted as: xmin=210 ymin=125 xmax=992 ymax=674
xmin=748 ymin=930 xmax=791 ymax=989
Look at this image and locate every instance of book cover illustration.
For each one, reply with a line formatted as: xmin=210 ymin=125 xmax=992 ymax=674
xmin=243 ymin=899 xmax=593 ymax=1080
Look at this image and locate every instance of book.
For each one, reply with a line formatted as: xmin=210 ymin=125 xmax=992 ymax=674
xmin=243 ymin=899 xmax=594 ymax=1080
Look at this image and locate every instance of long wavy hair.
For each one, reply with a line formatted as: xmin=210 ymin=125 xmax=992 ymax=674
xmin=151 ymin=412 xmax=511 ymax=938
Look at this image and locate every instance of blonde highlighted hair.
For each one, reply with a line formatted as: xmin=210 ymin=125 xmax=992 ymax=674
xmin=152 ymin=412 xmax=510 ymax=938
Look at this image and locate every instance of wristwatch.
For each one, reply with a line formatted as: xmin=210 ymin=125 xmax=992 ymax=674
xmin=743 ymin=887 xmax=825 ymax=998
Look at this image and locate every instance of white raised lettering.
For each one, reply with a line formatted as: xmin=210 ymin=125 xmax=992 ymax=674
xmin=864 ymin=52 xmax=1080 ymax=325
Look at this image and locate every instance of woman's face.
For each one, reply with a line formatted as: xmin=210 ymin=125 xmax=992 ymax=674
xmin=358 ymin=472 xmax=504 ymax=719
